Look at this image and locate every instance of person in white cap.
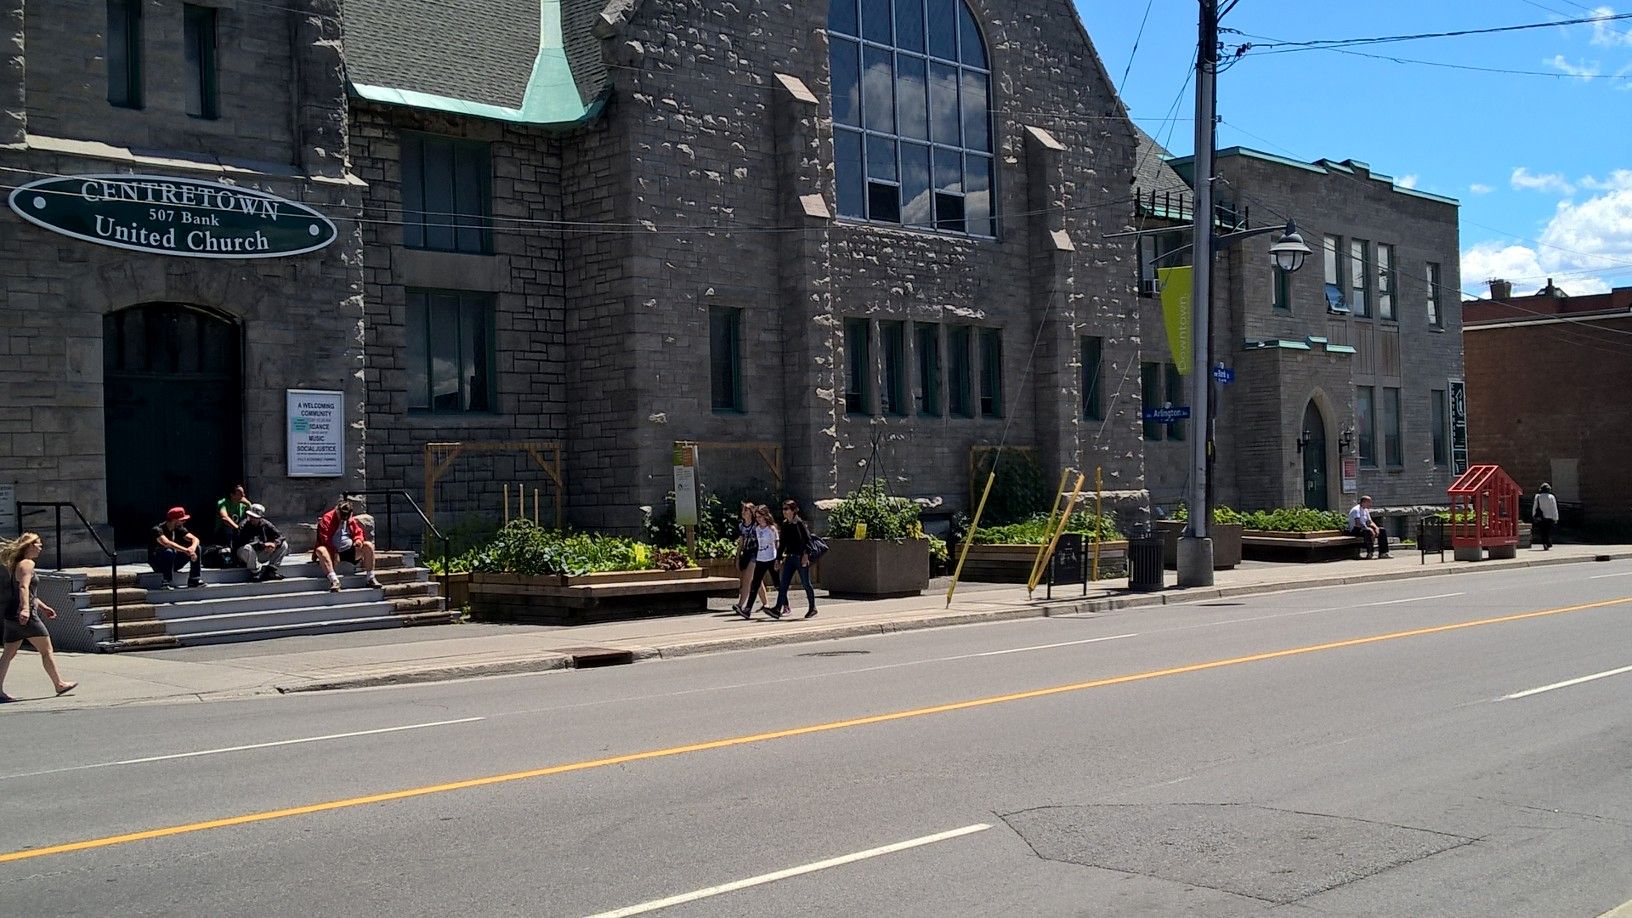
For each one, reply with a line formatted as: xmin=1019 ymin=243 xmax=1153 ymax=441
xmin=233 ymin=503 xmax=289 ymax=581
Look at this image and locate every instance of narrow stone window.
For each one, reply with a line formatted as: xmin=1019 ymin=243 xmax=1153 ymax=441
xmin=978 ymin=327 xmax=1002 ymax=417
xmin=1376 ymin=243 xmax=1396 ymax=321
xmin=709 ymin=307 xmax=744 ymax=413
xmin=406 ymin=290 xmax=496 ymax=414
xmin=1431 ymin=388 xmax=1448 ymax=467
xmin=183 ymin=5 xmax=218 ymax=119
xmin=1382 ymin=386 xmax=1403 ymax=467
xmin=401 ymin=133 xmax=493 ymax=254
xmin=1356 ymin=386 xmax=1376 ymax=466
xmin=828 ymin=0 xmax=995 ymax=236
xmin=948 ymin=325 xmax=974 ymax=417
xmin=881 ymin=321 xmax=908 ymax=416
xmin=107 ymin=0 xmax=143 ymax=109
xmin=914 ymin=323 xmax=942 ymax=416
xmin=1426 ymin=262 xmax=1443 ymax=328
xmin=1349 ymin=238 xmax=1371 ymax=318
xmin=844 ymin=318 xmax=872 ymax=415
xmin=1080 ymin=337 xmax=1104 ymax=421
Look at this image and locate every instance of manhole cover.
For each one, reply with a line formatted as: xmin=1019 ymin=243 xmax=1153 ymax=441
xmin=1003 ymin=804 xmax=1471 ymax=905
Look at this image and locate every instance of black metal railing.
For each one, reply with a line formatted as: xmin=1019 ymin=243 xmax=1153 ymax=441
xmin=341 ymin=490 xmax=450 ymax=615
xmin=16 ymin=501 xmax=122 ymax=642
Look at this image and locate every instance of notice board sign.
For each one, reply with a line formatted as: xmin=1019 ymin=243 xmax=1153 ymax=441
xmin=286 ymin=389 xmax=344 ymax=478
xmin=1047 ymin=533 xmax=1087 ymax=598
xmin=672 ymin=442 xmax=699 ymax=526
xmin=1341 ymin=457 xmax=1359 ymax=494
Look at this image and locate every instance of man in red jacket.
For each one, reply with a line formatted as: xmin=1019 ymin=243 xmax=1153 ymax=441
xmin=313 ymin=500 xmax=382 ymax=593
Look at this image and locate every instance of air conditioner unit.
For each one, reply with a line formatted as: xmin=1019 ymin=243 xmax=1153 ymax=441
xmin=1140 ymin=278 xmax=1160 ymax=297
xmin=1327 ymin=304 xmax=1351 ymax=315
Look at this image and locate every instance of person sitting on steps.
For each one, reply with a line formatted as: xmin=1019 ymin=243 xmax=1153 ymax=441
xmin=1347 ymin=495 xmax=1390 ymax=560
xmin=214 ymin=484 xmax=252 ymax=555
xmin=313 ymin=499 xmax=382 ymax=593
xmin=149 ymin=506 xmax=205 ymax=589
xmin=234 ymin=503 xmax=289 ymax=582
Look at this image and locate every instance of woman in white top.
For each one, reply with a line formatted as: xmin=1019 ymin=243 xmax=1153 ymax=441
xmin=734 ymin=505 xmax=779 ymax=620
xmin=1532 ymin=483 xmax=1559 ymax=550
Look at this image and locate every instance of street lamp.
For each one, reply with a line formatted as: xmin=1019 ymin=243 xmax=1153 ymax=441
xmin=1177 ymin=0 xmax=1314 ymax=587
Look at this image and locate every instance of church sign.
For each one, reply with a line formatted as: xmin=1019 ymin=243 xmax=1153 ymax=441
xmin=7 ymin=174 xmax=337 ymax=259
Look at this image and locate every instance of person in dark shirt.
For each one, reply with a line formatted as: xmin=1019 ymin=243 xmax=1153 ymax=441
xmin=769 ymin=499 xmax=818 ymax=620
xmin=233 ymin=503 xmax=288 ymax=581
xmin=149 ymin=506 xmax=204 ymax=590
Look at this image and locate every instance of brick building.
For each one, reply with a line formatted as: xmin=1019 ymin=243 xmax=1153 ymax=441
xmin=4 ymin=0 xmax=1161 ymax=561
xmin=1464 ymin=280 xmax=1632 ymax=535
xmin=1153 ymin=148 xmax=1466 ymax=518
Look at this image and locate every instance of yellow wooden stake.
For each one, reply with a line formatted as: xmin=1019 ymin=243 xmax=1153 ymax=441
xmin=1028 ymin=468 xmax=1073 ymax=590
xmin=946 ymin=471 xmax=997 ymax=609
xmin=1030 ymin=473 xmax=1086 ymax=594
xmin=1091 ymin=467 xmax=1103 ymax=582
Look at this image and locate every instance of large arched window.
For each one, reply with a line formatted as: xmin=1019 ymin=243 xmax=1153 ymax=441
xmin=828 ymin=0 xmax=995 ymax=237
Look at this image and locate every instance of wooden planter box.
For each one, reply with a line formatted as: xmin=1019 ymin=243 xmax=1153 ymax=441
xmin=699 ymin=557 xmax=742 ymax=581
xmin=469 ymin=567 xmax=739 ymax=625
xmin=1241 ymin=529 xmax=1363 ymax=562
xmin=816 ymin=538 xmax=930 ymax=598
xmin=1154 ymin=520 xmax=1241 ymax=570
xmin=959 ymin=541 xmax=1128 ymax=582
xmin=442 ymin=571 xmax=471 ymax=609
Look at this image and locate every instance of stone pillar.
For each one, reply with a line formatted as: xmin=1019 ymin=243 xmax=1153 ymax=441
xmin=1 ymin=0 xmax=23 ymax=145
xmin=291 ymin=0 xmax=348 ymax=179
xmin=1023 ymin=126 xmax=1078 ymax=481
xmin=772 ymin=68 xmax=839 ymax=505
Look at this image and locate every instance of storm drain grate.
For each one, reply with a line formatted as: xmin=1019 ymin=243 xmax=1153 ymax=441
xmin=558 ymin=647 xmax=636 ymax=668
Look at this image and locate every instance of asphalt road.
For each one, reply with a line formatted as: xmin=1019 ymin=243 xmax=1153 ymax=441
xmin=4 ymin=563 xmax=1632 ymax=917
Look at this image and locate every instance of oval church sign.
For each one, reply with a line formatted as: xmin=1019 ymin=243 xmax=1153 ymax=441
xmin=7 ymin=174 xmax=337 ymax=259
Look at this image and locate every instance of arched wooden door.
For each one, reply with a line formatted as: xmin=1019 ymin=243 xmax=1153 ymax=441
xmin=104 ymin=304 xmax=243 ymax=548
xmin=1301 ymin=401 xmax=1329 ymax=511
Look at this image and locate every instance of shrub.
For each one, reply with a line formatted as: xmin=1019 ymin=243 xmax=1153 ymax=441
xmin=970 ymin=510 xmax=1123 ymax=544
xmin=972 ymin=450 xmax=1051 ymax=526
xmin=470 ymin=520 xmax=672 ymax=576
xmin=827 ymin=482 xmax=923 ymax=540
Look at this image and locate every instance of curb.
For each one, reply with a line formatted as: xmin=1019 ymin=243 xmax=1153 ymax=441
xmin=274 ymin=551 xmax=1631 ymax=692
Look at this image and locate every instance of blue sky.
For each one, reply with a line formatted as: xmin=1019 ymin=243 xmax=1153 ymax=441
xmin=1074 ymin=1 xmax=1632 ymax=298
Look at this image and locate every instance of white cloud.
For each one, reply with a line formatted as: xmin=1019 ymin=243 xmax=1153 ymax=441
xmin=1469 ymin=183 xmax=1494 ymax=195
xmin=1396 ymin=174 xmax=1419 ymax=189
xmin=1590 ymin=6 xmax=1632 ymax=47
xmin=1547 ymin=54 xmax=1603 ymax=79
xmin=1579 ymin=169 xmax=1632 ymax=191
xmin=1462 ymin=182 xmax=1632 ymax=297
xmin=1511 ymin=167 xmax=1576 ymax=195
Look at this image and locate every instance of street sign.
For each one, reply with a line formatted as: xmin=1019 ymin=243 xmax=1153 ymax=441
xmin=1141 ymin=406 xmax=1192 ymax=423
xmin=1211 ymin=365 xmax=1234 ymax=384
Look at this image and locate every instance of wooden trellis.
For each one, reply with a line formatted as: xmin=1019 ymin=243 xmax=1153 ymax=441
xmin=691 ymin=441 xmax=785 ymax=489
xmin=423 ymin=440 xmax=565 ymax=528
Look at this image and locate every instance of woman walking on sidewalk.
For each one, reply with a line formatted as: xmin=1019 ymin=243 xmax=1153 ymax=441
xmin=731 ymin=501 xmax=771 ymax=616
xmin=0 ymin=533 xmax=78 ymax=702
xmin=1532 ymin=483 xmax=1559 ymax=550
xmin=735 ymin=505 xmax=779 ymax=620
xmin=768 ymin=499 xmax=818 ymax=620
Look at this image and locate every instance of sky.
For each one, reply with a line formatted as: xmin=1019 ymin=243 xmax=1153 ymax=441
xmin=1074 ymin=0 xmax=1632 ymax=299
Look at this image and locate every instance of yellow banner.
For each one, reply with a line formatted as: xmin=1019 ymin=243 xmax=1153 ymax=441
xmin=1158 ymin=266 xmax=1193 ymax=374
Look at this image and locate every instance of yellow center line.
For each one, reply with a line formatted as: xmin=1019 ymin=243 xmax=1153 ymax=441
xmin=4 ymin=595 xmax=1627 ymax=864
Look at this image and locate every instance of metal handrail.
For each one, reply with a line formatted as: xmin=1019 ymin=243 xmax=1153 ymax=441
xmin=341 ymin=490 xmax=450 ymax=615
xmin=15 ymin=501 xmax=121 ymax=642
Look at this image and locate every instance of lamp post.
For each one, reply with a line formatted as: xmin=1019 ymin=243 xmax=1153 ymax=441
xmin=1178 ymin=0 xmax=1312 ymax=587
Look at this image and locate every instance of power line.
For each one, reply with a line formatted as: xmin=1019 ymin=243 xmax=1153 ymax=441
xmin=1237 ymin=11 xmax=1632 ymax=54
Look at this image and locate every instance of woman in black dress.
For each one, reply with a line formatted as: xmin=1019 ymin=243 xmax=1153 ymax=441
xmin=0 ymin=532 xmax=78 ymax=702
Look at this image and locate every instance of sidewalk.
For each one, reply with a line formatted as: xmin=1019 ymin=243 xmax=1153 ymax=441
xmin=6 ymin=544 xmax=1628 ymax=709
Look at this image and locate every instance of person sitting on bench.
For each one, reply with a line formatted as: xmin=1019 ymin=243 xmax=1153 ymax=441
xmin=1347 ymin=495 xmax=1390 ymax=559
xmin=313 ymin=500 xmax=382 ymax=593
xmin=234 ymin=503 xmax=289 ymax=582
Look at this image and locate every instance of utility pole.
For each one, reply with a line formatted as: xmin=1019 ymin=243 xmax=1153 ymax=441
xmin=1178 ymin=0 xmax=1219 ymax=588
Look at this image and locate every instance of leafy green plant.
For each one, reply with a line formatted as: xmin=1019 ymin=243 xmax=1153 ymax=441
xmin=1240 ymin=507 xmax=1347 ymax=532
xmin=972 ymin=450 xmax=1050 ymax=526
xmin=970 ymin=510 xmax=1123 ymax=544
xmin=471 ymin=520 xmax=676 ymax=576
xmin=827 ymin=482 xmax=923 ymax=540
xmin=1167 ymin=504 xmax=1249 ymax=525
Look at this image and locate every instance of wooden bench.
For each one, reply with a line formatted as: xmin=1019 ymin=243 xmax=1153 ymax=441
xmin=1241 ymin=531 xmax=1364 ymax=562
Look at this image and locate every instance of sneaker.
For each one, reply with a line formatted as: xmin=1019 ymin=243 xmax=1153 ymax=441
xmin=365 ymin=577 xmax=383 ymax=590
xmin=159 ymin=582 xmax=177 ymax=591
xmin=187 ymin=579 xmax=206 ymax=588
xmin=263 ymin=567 xmax=284 ymax=581
xmin=735 ymin=605 xmax=752 ymax=620
xmin=804 ymin=608 xmax=818 ymax=619
xmin=764 ymin=606 xmax=784 ymax=620
xmin=329 ymin=582 xmax=342 ymax=593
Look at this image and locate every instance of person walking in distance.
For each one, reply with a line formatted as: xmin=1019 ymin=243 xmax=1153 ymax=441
xmin=1532 ymin=482 xmax=1559 ymax=550
xmin=768 ymin=499 xmax=818 ymax=620
xmin=314 ymin=500 xmax=383 ymax=592
xmin=150 ymin=506 xmax=205 ymax=589
xmin=0 ymin=533 xmax=78 ymax=702
xmin=234 ymin=503 xmax=289 ymax=581
xmin=731 ymin=501 xmax=769 ymax=617
xmin=736 ymin=505 xmax=779 ymax=620
xmin=1347 ymin=495 xmax=1390 ymax=560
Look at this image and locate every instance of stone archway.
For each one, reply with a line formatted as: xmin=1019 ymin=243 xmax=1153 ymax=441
xmin=104 ymin=303 xmax=243 ymax=548
xmin=1301 ymin=400 xmax=1330 ymax=511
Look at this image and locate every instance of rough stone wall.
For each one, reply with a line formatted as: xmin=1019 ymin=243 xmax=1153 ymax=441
xmin=600 ymin=0 xmax=1145 ymax=525
xmin=23 ymin=0 xmax=301 ymax=168
xmin=350 ymin=102 xmax=571 ymax=535
xmin=1465 ymin=316 xmax=1632 ymax=530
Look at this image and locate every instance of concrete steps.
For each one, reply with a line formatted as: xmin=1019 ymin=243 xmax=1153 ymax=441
xmin=73 ymin=552 xmax=452 ymax=650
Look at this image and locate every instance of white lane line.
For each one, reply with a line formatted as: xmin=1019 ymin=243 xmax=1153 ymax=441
xmin=583 ymin=823 xmax=992 ymax=918
xmin=1590 ymin=572 xmax=1632 ymax=580
xmin=970 ymin=634 xmax=1139 ymax=657
xmin=1362 ymin=592 xmax=1464 ymax=607
xmin=1505 ymin=665 xmax=1632 ymax=700
xmin=0 ymin=717 xmax=486 ymax=780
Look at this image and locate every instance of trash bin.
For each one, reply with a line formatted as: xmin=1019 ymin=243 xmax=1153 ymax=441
xmin=1128 ymin=535 xmax=1165 ymax=592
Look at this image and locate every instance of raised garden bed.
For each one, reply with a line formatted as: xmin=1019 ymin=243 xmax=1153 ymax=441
xmin=958 ymin=541 xmax=1128 ymax=583
xmin=1241 ymin=529 xmax=1364 ymax=562
xmin=1153 ymin=521 xmax=1242 ymax=570
xmin=816 ymin=538 xmax=929 ymax=598
xmin=470 ymin=568 xmax=739 ymax=625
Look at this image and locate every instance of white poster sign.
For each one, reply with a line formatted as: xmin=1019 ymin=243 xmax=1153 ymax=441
xmin=286 ymin=389 xmax=344 ymax=478
xmin=672 ymin=442 xmax=699 ymax=527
